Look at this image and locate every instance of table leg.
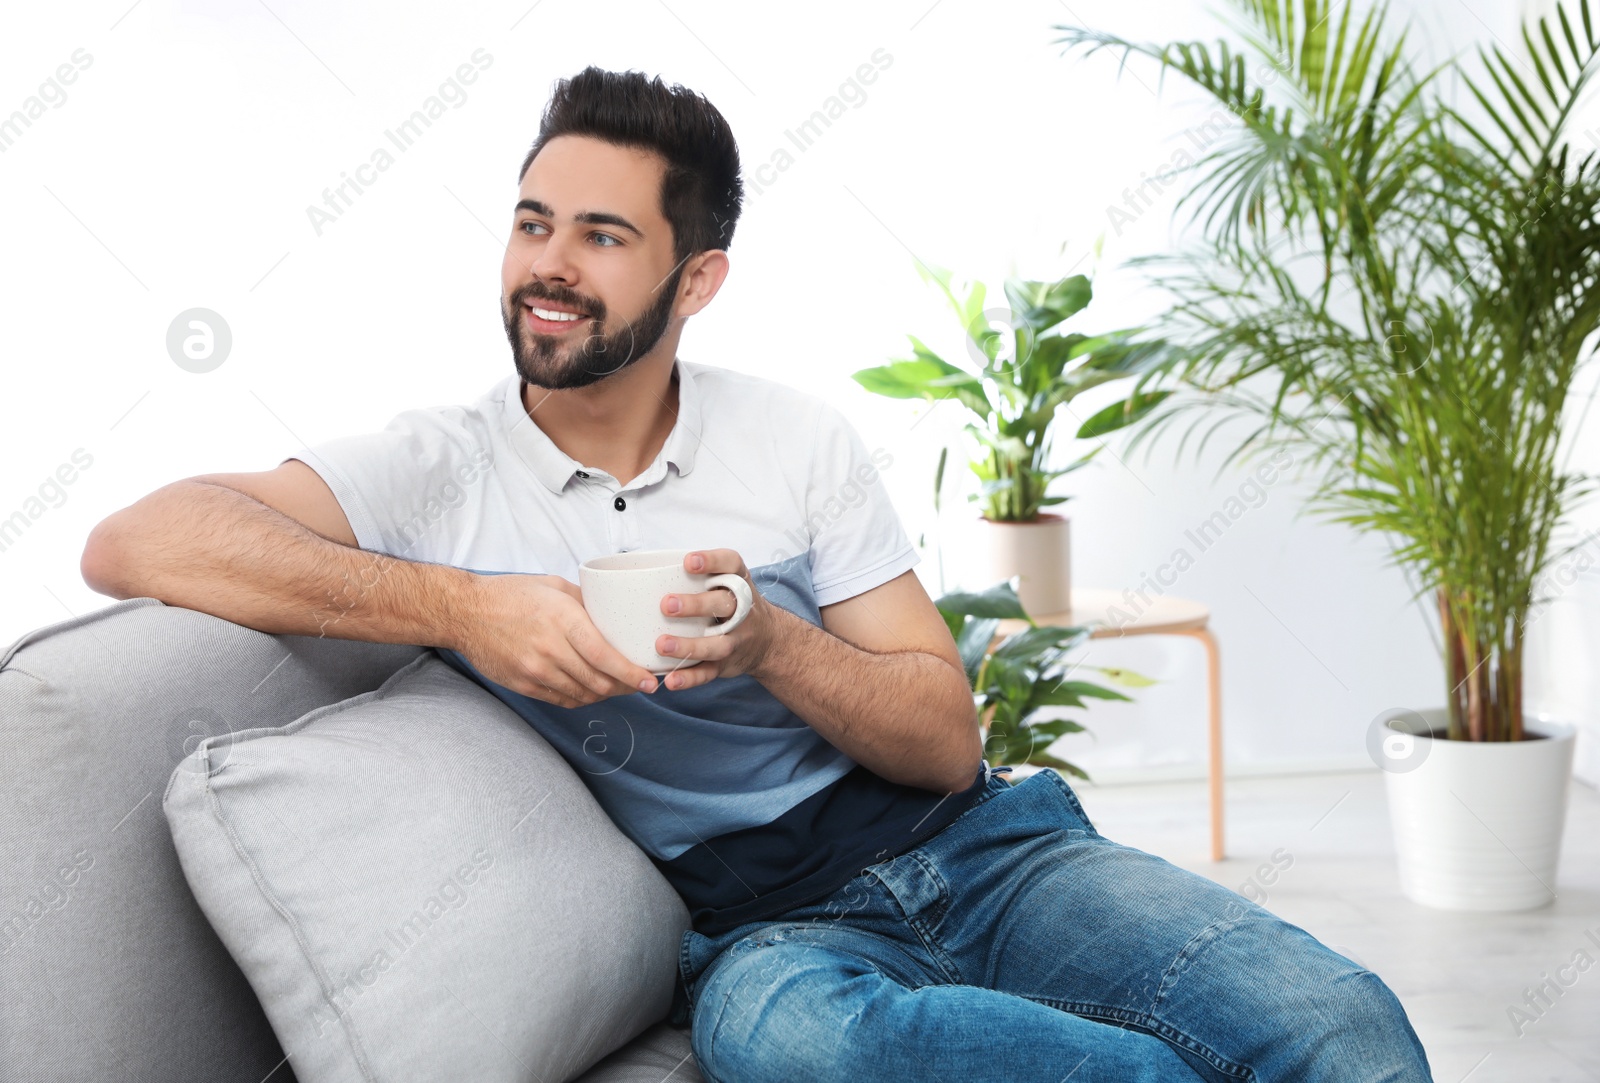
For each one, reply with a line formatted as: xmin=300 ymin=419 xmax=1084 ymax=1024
xmin=1177 ymin=626 xmax=1225 ymax=861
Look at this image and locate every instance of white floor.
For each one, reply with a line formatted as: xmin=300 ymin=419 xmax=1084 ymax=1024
xmin=1056 ymin=767 xmax=1600 ymax=1083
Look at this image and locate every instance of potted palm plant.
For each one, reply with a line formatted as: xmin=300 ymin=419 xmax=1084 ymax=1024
xmin=935 ymin=578 xmax=1153 ymax=775
xmin=1055 ymin=0 xmax=1599 ymax=909
xmin=852 ymin=263 xmax=1173 ymax=615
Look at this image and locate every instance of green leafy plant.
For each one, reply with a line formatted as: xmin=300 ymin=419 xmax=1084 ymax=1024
xmin=1055 ymin=0 xmax=1600 ymax=743
xmin=935 ymin=578 xmax=1154 ymax=777
xmin=852 ymin=263 xmax=1176 ymax=522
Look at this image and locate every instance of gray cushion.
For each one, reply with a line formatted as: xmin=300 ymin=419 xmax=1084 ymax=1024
xmin=1 ymin=597 xmax=427 ymax=1083
xmin=163 ymin=649 xmax=692 ymax=1083
xmin=576 ymin=1021 xmax=702 ymax=1082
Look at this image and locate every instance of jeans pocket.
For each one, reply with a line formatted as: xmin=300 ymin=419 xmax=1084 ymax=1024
xmin=671 ymin=928 xmax=699 ymax=1027
xmin=678 ymin=926 xmax=728 ymax=1020
xmin=679 ymin=927 xmax=698 ymax=983
xmin=1039 ymin=768 xmax=1100 ymax=836
xmin=863 ymin=847 xmax=949 ymax=926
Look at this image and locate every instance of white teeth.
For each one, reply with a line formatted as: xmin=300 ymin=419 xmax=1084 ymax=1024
xmin=530 ymin=306 xmax=584 ymax=322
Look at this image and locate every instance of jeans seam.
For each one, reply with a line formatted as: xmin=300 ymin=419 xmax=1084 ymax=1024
xmin=907 ymin=915 xmax=962 ymax=985
xmin=693 ymin=1040 xmax=730 ymax=1083
xmin=1041 ymin=767 xmax=1101 ymax=836
xmin=881 ymin=851 xmax=964 ymax=985
xmin=1014 ymin=995 xmax=1254 ymax=1080
xmin=1153 ymin=912 xmax=1249 ymax=1012
xmin=1131 ymin=1015 xmax=1255 ymax=1080
xmin=1149 ymin=914 xmax=1258 ymax=1080
xmin=678 ymin=929 xmax=698 ymax=1015
xmin=691 ymin=1042 xmax=726 ymax=1083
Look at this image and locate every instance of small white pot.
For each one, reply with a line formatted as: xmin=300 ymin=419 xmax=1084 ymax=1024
xmin=1379 ymin=708 xmax=1575 ymax=911
xmin=971 ymin=513 xmax=1071 ymax=616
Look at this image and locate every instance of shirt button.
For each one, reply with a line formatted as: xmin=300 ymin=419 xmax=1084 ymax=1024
xmin=613 ymin=496 xmax=627 ymax=511
xmin=575 ymin=470 xmax=589 ymax=479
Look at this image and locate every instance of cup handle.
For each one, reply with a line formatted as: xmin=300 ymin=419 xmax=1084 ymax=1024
xmin=700 ymin=574 xmax=753 ymax=636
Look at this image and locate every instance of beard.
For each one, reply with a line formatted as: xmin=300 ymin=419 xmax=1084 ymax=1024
xmin=501 ymin=265 xmax=684 ymax=391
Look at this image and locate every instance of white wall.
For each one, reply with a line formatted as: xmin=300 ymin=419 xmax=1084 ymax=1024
xmin=6 ymin=0 xmax=1571 ymax=782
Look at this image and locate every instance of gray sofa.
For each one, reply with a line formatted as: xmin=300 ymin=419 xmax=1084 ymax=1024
xmin=1 ymin=596 xmax=704 ymax=1083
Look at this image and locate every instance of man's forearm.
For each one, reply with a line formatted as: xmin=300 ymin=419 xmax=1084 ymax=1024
xmin=750 ymin=606 xmax=983 ymax=794
xmin=82 ymin=480 xmax=477 ymax=649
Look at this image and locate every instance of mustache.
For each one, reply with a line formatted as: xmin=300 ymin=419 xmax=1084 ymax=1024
xmin=515 ymin=283 xmax=601 ymax=320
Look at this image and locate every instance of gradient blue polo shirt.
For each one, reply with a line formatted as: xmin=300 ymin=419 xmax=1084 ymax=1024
xmin=284 ymin=357 xmax=988 ymax=934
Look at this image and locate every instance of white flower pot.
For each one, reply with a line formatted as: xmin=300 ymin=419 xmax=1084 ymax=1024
xmin=971 ymin=513 xmax=1071 ymax=617
xmin=1378 ymin=708 xmax=1575 ymax=911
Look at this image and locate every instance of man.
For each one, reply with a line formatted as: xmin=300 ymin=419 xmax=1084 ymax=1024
xmin=82 ymin=66 xmax=1434 ymax=1082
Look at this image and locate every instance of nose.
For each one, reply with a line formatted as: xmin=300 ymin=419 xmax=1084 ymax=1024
xmin=526 ymin=226 xmax=579 ymax=288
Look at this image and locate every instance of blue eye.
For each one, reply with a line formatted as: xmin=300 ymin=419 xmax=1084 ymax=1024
xmin=518 ymin=221 xmax=619 ymax=247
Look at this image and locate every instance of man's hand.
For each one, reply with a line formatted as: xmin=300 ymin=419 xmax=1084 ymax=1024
xmin=455 ymin=572 xmax=661 ymax=709
xmin=654 ymin=549 xmax=783 ymax=691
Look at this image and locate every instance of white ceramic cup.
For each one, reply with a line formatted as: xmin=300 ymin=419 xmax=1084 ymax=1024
xmin=578 ymin=548 xmax=755 ymax=674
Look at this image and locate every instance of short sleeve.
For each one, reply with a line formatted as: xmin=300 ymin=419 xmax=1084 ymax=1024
xmin=282 ymin=408 xmax=490 ymax=563
xmin=805 ymin=403 xmax=920 ymax=607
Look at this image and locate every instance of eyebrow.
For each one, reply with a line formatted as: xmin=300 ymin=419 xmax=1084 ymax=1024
xmin=514 ymin=199 xmax=645 ymax=240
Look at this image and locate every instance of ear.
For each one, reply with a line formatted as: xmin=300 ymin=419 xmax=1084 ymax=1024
xmin=674 ymin=249 xmax=729 ymax=319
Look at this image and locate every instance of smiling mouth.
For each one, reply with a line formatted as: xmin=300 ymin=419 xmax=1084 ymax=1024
xmin=524 ymin=304 xmax=593 ymax=334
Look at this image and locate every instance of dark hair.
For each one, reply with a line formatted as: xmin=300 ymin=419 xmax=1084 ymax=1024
xmin=519 ymin=66 xmax=743 ymax=265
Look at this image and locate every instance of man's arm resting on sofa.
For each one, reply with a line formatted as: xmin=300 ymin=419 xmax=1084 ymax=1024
xmin=79 ymin=462 xmax=663 ymax=708
xmin=79 ymin=465 xmax=480 ymax=649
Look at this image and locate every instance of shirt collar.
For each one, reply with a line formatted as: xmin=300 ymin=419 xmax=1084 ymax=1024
xmin=503 ymin=358 xmax=701 ymax=495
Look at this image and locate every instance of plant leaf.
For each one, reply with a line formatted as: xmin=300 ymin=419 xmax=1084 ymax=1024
xmin=1077 ymin=390 xmax=1175 ymax=438
xmin=1092 ymin=666 xmax=1159 ymax=688
xmin=935 ymin=580 xmax=1031 ymax=620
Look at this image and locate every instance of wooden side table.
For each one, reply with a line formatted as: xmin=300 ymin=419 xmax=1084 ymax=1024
xmin=991 ymin=589 xmax=1225 ymax=861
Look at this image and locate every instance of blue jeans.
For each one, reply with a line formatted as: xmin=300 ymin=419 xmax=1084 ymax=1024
xmin=675 ymin=767 xmax=1433 ymax=1082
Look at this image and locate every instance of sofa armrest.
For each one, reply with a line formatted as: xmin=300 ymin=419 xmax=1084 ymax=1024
xmin=1 ymin=596 xmax=427 ymax=1083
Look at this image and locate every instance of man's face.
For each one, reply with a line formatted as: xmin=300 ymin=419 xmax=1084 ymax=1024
xmin=501 ymin=135 xmax=685 ymax=390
